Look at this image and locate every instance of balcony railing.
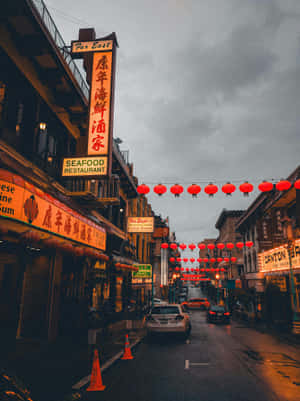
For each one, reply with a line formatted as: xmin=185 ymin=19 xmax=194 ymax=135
xmin=64 ymin=176 xmax=120 ymax=205
xmin=29 ymin=0 xmax=89 ymax=100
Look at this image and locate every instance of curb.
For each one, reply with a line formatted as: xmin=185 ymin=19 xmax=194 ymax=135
xmin=72 ymin=335 xmax=144 ymax=390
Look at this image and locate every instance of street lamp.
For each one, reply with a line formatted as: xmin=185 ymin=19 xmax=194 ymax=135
xmin=282 ymin=216 xmax=300 ymax=334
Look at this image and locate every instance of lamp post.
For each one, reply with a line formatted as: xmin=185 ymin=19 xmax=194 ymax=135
xmin=282 ymin=216 xmax=300 ymax=334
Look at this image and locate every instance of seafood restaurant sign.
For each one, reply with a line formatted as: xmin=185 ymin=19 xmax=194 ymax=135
xmin=62 ymin=34 xmax=118 ymax=177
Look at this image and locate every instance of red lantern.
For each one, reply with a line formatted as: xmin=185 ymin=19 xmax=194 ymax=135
xmin=187 ymin=184 xmax=201 ymax=198
xmin=216 ymin=268 xmax=220 ymax=272
xmin=190 ymin=258 xmax=195 ymax=263
xmin=210 ymin=258 xmax=216 ymax=263
xmin=198 ymin=243 xmax=206 ymax=250
xmin=258 ymin=181 xmax=273 ymax=192
xmin=154 ymin=184 xmax=167 ymax=196
xmin=176 ymin=257 xmax=181 ymax=262
xmin=169 ymin=257 xmax=175 ymax=262
xmin=191 ymin=268 xmax=194 ymax=272
xmin=231 ymin=257 xmax=237 ymax=262
xmin=236 ymin=242 xmax=244 ymax=249
xmin=224 ymin=257 xmax=230 ymax=262
xmin=197 ymin=258 xmax=202 ymax=262
xmin=179 ymin=243 xmax=186 ymax=251
xmin=183 ymin=258 xmax=188 ymax=263
xmin=246 ymin=241 xmax=254 ymax=247
xmin=294 ymin=179 xmax=300 ymax=190
xmin=175 ymin=267 xmax=180 ymax=271
xmin=189 ymin=243 xmax=196 ymax=251
xmin=221 ymin=268 xmax=225 ymax=272
xmin=239 ymin=181 xmax=254 ymax=196
xmin=180 ymin=267 xmax=184 ymax=271
xmin=137 ymin=184 xmax=150 ymax=195
xmin=204 ymin=183 xmax=218 ymax=197
xmin=203 ymin=258 xmax=209 ymax=263
xmin=207 ymin=243 xmax=215 ymax=250
xmin=206 ymin=269 xmax=210 ymax=272
xmin=185 ymin=268 xmax=189 ymax=272
xmin=161 ymin=243 xmax=169 ymax=249
xmin=170 ymin=184 xmax=184 ymax=197
xmin=226 ymin=243 xmax=234 ymax=250
xmin=217 ymin=243 xmax=225 ymax=249
xmin=170 ymin=243 xmax=177 ymax=250
xmin=276 ymin=180 xmax=291 ymax=191
xmin=201 ymin=268 xmax=205 ymax=272
xmin=217 ymin=257 xmax=223 ymax=262
xmin=222 ymin=182 xmax=236 ymax=196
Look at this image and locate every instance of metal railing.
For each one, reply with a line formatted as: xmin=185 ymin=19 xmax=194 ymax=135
xmin=64 ymin=176 xmax=120 ymax=201
xmin=29 ymin=0 xmax=89 ymax=100
xmin=113 ymin=139 xmax=130 ymax=168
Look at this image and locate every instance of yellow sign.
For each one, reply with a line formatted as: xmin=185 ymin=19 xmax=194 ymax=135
xmin=62 ymin=156 xmax=107 ymax=177
xmin=259 ymin=239 xmax=300 ymax=272
xmin=266 ymin=276 xmax=287 ymax=292
xmin=71 ymin=40 xmax=113 ymax=54
xmin=88 ymin=51 xmax=113 ymax=156
xmin=0 ymin=172 xmax=106 ymax=250
xmin=127 ymin=217 xmax=154 ymax=233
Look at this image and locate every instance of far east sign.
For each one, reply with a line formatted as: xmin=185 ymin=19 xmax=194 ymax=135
xmin=127 ymin=217 xmax=154 ymax=233
xmin=62 ymin=157 xmax=107 ymax=177
xmin=132 ymin=264 xmax=152 ymax=279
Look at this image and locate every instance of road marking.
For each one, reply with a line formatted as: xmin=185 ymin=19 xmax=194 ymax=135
xmin=185 ymin=359 xmax=190 ymax=369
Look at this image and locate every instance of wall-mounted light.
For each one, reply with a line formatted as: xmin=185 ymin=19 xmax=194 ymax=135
xmin=39 ymin=122 xmax=47 ymax=131
xmin=47 ymin=156 xmax=53 ymax=163
xmin=120 ymin=208 xmax=124 ymax=212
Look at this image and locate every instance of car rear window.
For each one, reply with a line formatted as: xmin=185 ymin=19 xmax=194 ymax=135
xmin=152 ymin=306 xmax=180 ymax=314
xmin=189 ymin=298 xmax=205 ymax=302
xmin=210 ymin=306 xmax=226 ymax=312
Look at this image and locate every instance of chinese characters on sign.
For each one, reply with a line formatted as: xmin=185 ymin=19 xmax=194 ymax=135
xmin=127 ymin=217 xmax=154 ymax=233
xmin=88 ymin=52 xmax=113 ymax=156
xmin=0 ymin=175 xmax=106 ymax=250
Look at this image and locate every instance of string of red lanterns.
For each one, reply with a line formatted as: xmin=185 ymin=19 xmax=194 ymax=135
xmin=137 ymin=179 xmax=300 ymax=197
xmin=162 ymin=241 xmax=253 ymax=249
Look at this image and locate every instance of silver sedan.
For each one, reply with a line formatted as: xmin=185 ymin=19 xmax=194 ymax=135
xmin=146 ymin=304 xmax=191 ymax=338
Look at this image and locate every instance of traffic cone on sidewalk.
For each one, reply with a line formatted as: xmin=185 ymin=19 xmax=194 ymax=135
xmin=86 ymin=349 xmax=106 ymax=391
xmin=121 ymin=334 xmax=134 ymax=360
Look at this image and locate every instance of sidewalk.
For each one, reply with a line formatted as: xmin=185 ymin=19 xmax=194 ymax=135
xmin=1 ymin=321 xmax=146 ymax=401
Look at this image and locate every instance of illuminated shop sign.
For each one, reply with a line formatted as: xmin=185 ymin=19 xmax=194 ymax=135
xmin=71 ymin=40 xmax=113 ymax=55
xmin=62 ymin=156 xmax=107 ymax=177
xmin=132 ymin=264 xmax=152 ymax=279
xmin=0 ymin=172 xmax=106 ymax=250
xmin=258 ymin=239 xmax=300 ymax=272
xmin=127 ymin=217 xmax=154 ymax=233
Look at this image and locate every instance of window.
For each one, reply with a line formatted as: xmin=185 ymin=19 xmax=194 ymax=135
xmin=152 ymin=306 xmax=180 ymax=315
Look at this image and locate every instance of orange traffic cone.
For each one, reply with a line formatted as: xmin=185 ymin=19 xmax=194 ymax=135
xmin=121 ymin=334 xmax=134 ymax=360
xmin=86 ymin=349 xmax=106 ymax=391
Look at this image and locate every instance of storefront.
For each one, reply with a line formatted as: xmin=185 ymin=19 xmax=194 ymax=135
xmin=258 ymin=239 xmax=300 ymax=323
xmin=0 ymin=168 xmax=107 ymax=343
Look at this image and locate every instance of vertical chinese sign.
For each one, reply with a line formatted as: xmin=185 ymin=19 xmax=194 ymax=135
xmin=70 ymin=34 xmax=118 ymax=176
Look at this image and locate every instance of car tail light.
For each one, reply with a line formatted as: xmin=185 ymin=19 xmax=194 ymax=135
xmin=209 ymin=311 xmax=216 ymax=315
xmin=175 ymin=315 xmax=184 ymax=321
xmin=224 ymin=312 xmax=230 ymax=316
xmin=146 ymin=315 xmax=155 ymax=321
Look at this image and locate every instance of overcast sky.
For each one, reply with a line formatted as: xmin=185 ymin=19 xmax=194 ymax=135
xmin=46 ymin=0 xmax=300 ymax=249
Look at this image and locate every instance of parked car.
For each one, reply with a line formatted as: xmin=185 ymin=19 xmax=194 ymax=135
xmin=146 ymin=304 xmax=191 ymax=338
xmin=206 ymin=305 xmax=231 ymax=324
xmin=153 ymin=298 xmax=168 ymax=305
xmin=182 ymin=298 xmax=210 ymax=310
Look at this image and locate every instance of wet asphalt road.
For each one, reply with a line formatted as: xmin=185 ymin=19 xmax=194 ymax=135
xmin=84 ymin=286 xmax=300 ymax=401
